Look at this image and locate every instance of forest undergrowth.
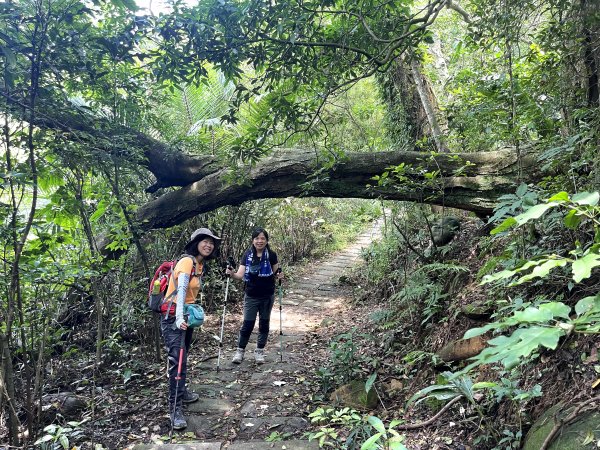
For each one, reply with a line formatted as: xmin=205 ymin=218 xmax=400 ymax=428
xmin=304 ymin=197 xmax=600 ymax=450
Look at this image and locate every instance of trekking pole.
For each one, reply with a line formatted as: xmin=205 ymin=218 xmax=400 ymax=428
xmin=277 ymin=268 xmax=283 ymax=363
xmin=169 ymin=328 xmax=187 ymax=442
xmin=217 ymin=256 xmax=235 ymax=372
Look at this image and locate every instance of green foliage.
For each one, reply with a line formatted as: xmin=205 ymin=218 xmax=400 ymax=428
xmin=492 ymin=429 xmax=522 ymax=450
xmin=410 ymin=371 xmax=484 ymax=407
xmin=463 ymin=295 xmax=600 ymax=369
xmin=307 ymin=408 xmax=406 ymax=450
xmin=1 ymin=0 xmax=598 ymax=446
xmin=308 ymin=407 xmax=367 ymax=449
xmin=326 ymin=328 xmax=376 ymax=387
xmin=462 ymin=191 xmax=600 ymax=370
xmin=484 ymin=191 xmax=599 ymax=285
xmin=360 ymin=416 xmax=407 ymax=450
xmin=34 ymin=420 xmax=88 ymax=450
xmin=265 ymin=431 xmax=293 ymax=442
xmin=487 ymin=183 xmax=539 ymax=225
xmin=390 ymin=263 xmax=468 ymax=326
xmin=372 ymin=152 xmax=475 ymax=203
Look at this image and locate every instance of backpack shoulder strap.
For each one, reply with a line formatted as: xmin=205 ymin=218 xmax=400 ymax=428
xmin=179 ymin=254 xmax=197 ymax=276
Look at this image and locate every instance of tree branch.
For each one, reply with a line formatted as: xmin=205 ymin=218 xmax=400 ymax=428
xmin=446 ymin=0 xmax=472 ymax=24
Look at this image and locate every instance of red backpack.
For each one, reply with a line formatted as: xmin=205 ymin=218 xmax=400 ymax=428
xmin=148 ymin=257 xmax=196 ymax=315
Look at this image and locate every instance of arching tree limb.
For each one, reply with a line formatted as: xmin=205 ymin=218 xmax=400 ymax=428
xmin=134 ymin=147 xmax=543 ymax=231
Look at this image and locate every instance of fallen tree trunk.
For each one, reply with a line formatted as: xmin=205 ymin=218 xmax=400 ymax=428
xmin=135 ymin=146 xmax=542 ymax=230
xmin=12 ymin=97 xmax=542 ymax=216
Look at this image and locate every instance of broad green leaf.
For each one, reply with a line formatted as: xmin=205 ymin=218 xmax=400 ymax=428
xmin=572 ymin=252 xmax=600 ymax=283
xmin=475 ymin=326 xmax=564 ymax=368
xmin=59 ymin=434 xmax=69 ymax=449
xmin=514 ymin=202 xmax=559 ymax=225
xmin=389 ymin=419 xmax=403 ymax=428
xmin=481 ymin=269 xmax=517 ymax=284
xmin=516 ymin=183 xmax=529 ymax=197
xmin=90 ymin=200 xmax=108 ymax=222
xmin=571 ymin=191 xmax=599 ymax=206
xmin=513 ymin=326 xmax=563 ymax=351
xmin=389 ymin=442 xmax=408 ymax=450
xmin=35 ymin=435 xmax=54 ymax=444
xmin=514 ymin=260 xmax=546 ymax=273
xmin=365 ymin=373 xmax=377 ymax=394
xmin=539 ymin=302 xmax=571 ymax=320
xmin=563 ymin=209 xmax=582 ymax=229
xmin=513 ymin=259 xmax=567 ymax=285
xmin=417 ymin=392 xmax=461 ymax=403
xmin=367 ymin=416 xmax=386 ymax=434
xmin=512 ymin=307 xmax=554 ymax=323
xmin=408 ymin=385 xmax=456 ymax=405
xmin=547 ymin=191 xmax=569 ymax=202
xmin=463 ymin=322 xmax=500 ymax=339
xmin=575 ymin=295 xmax=600 ymax=316
xmin=361 ymin=433 xmax=382 ymax=450
xmin=472 ymin=382 xmax=497 ymax=389
xmin=491 ymin=217 xmax=517 ymax=235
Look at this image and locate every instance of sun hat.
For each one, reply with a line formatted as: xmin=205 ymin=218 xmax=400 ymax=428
xmin=185 ymin=227 xmax=222 ymax=249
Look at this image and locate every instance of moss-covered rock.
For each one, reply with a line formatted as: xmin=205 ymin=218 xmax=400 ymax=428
xmin=460 ymin=303 xmax=494 ymax=320
xmin=330 ymin=380 xmax=378 ymax=410
xmin=523 ymin=402 xmax=600 ymax=450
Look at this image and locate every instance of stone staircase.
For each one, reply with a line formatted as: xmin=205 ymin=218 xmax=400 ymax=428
xmin=131 ymin=219 xmax=384 ymax=450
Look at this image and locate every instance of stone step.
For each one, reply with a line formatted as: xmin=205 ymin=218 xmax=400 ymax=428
xmin=132 ymin=443 xmax=221 ymax=449
xmin=237 ymin=416 xmax=311 ymax=440
xmin=131 ymin=439 xmax=318 ymax=449
xmin=186 ymin=397 xmax=236 ymax=414
xmin=227 ymin=440 xmax=319 ymax=449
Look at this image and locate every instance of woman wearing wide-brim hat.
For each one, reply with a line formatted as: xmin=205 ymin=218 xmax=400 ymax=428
xmin=162 ymin=227 xmax=220 ymax=431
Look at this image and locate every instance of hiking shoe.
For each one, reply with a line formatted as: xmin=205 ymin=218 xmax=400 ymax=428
xmin=171 ymin=407 xmax=187 ymax=430
xmin=232 ymin=348 xmax=245 ymax=364
xmin=254 ymin=348 xmax=265 ymax=365
xmin=182 ymin=389 xmax=199 ymax=404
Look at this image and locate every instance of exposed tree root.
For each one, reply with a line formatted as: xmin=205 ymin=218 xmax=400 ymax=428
xmin=396 ymin=395 xmax=463 ymax=430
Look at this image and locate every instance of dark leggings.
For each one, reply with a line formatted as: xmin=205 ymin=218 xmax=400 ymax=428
xmin=237 ymin=294 xmax=275 ymax=349
xmin=161 ymin=316 xmax=193 ymax=408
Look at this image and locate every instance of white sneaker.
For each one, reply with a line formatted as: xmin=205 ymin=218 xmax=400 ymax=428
xmin=254 ymin=348 xmax=265 ymax=364
xmin=232 ymin=348 xmax=245 ymax=364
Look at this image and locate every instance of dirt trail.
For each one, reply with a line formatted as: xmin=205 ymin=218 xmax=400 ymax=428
xmin=132 ymin=220 xmax=383 ymax=450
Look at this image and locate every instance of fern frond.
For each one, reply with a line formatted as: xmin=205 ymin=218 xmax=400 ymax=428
xmin=417 ymin=263 xmax=469 ymax=275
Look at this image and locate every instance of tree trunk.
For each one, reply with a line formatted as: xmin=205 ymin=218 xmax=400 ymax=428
xmin=127 ymin=147 xmax=542 ymax=236
xmin=581 ymin=0 xmax=599 ymax=105
xmin=0 ymin=332 xmax=19 ymax=445
xmin=410 ymin=58 xmax=447 ymax=152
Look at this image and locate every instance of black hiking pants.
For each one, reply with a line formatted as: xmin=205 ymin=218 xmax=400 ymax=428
xmin=161 ymin=316 xmax=193 ymax=408
xmin=237 ymin=294 xmax=275 ymax=349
